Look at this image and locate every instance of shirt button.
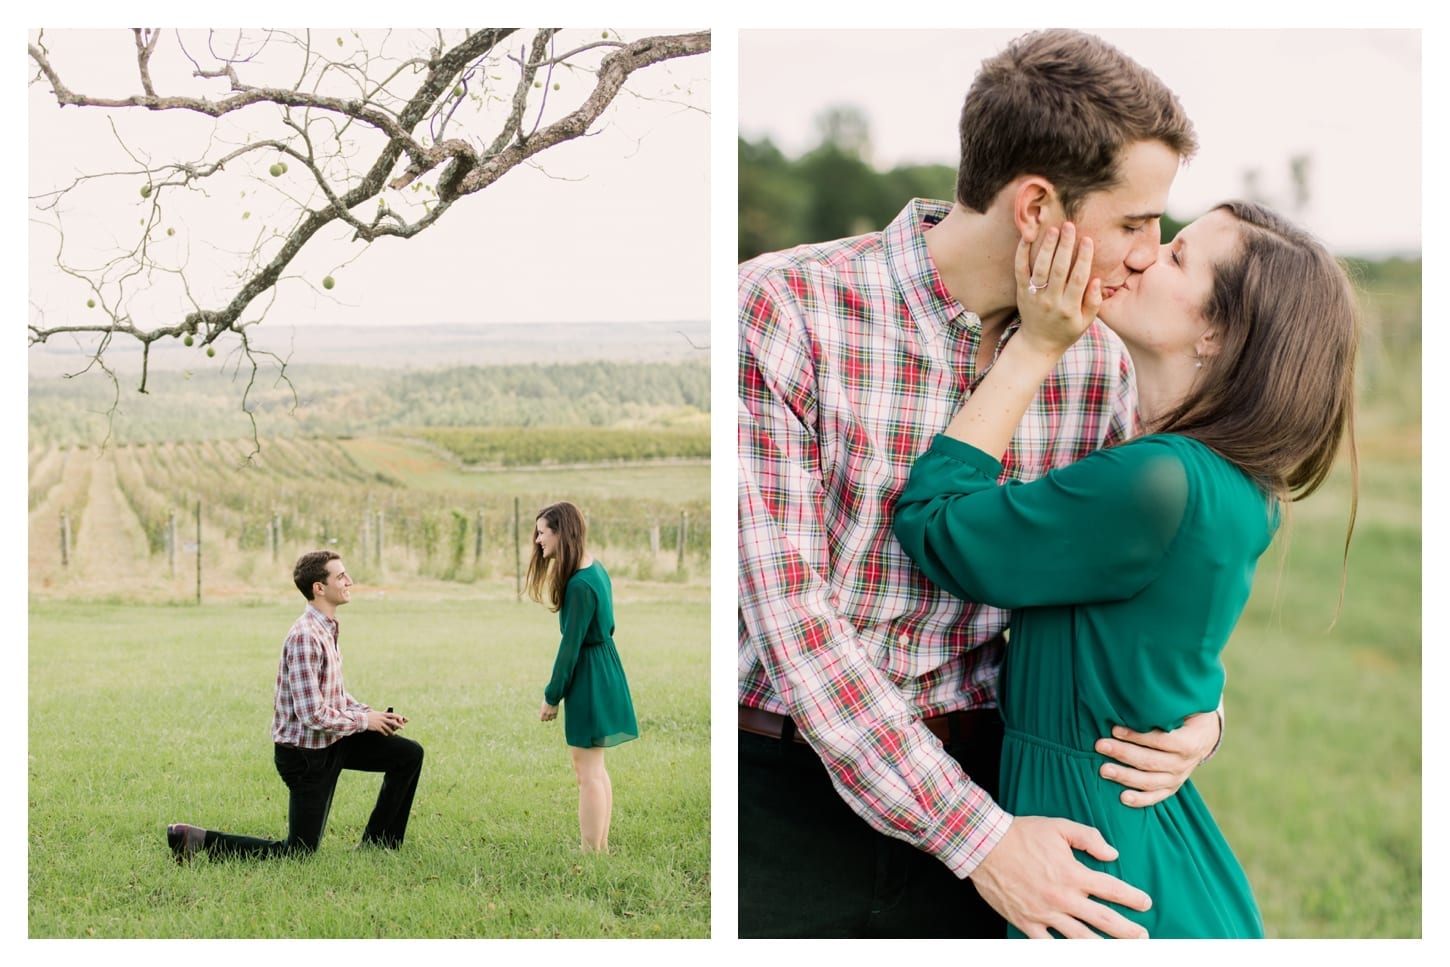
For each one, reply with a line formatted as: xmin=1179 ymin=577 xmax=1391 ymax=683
xmin=898 ymin=632 xmax=911 ymax=648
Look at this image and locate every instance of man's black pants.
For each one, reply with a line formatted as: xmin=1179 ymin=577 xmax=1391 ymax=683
xmin=203 ymin=731 xmax=425 ymax=858
xmin=738 ymin=714 xmax=1006 ymax=938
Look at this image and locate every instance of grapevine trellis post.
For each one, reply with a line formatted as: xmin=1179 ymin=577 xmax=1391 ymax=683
xmin=168 ymin=511 xmax=177 ymax=577
xmin=195 ymin=500 xmax=202 ymax=605
xmin=650 ymin=523 xmax=661 ymax=555
xmin=514 ymin=497 xmax=522 ymax=600
xmin=59 ymin=511 xmax=70 ymax=567
xmin=475 ymin=510 xmax=484 ymax=563
xmin=360 ymin=510 xmax=371 ymax=568
xmin=375 ymin=510 xmax=384 ymax=570
xmin=677 ymin=510 xmax=688 ymax=572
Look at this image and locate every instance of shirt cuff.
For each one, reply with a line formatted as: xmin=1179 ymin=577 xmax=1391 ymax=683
xmin=920 ymin=793 xmax=1014 ymax=879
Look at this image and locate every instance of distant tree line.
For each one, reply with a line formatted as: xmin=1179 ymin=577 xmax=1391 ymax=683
xmin=739 ymin=115 xmax=956 ymax=262
xmin=28 ymin=359 xmax=709 ymax=447
xmin=416 ymin=425 xmax=709 ymax=467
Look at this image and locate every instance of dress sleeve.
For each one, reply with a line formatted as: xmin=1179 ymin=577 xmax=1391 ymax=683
xmin=544 ymin=579 xmax=595 ymax=706
xmin=893 ymin=434 xmax=1189 ymax=609
xmin=738 ymin=268 xmax=1010 ymax=878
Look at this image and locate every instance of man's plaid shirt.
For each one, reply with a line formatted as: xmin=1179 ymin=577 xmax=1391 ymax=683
xmin=737 ymin=198 xmax=1137 ymax=876
xmin=272 ymin=604 xmax=370 ymax=749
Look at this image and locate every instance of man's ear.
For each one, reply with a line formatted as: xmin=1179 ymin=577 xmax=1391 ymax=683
xmin=1012 ymin=176 xmax=1059 ymax=245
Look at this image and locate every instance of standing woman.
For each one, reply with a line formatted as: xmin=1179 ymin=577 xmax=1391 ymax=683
xmin=527 ymin=501 xmax=639 ymax=852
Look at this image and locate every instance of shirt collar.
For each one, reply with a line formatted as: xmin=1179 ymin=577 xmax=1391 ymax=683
xmin=882 ymin=198 xmax=982 ymax=340
xmin=303 ymin=602 xmax=338 ymax=633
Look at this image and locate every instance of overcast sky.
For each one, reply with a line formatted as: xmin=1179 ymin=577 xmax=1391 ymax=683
xmin=738 ymin=28 xmax=1422 ymax=258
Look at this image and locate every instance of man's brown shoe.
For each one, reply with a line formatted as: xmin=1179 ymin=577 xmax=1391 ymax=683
xmin=166 ymin=823 xmax=206 ymax=863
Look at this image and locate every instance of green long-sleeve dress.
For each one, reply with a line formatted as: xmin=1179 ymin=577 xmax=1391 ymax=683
xmin=544 ymin=560 xmax=639 ymax=749
xmin=893 ymin=432 xmax=1271 ymax=938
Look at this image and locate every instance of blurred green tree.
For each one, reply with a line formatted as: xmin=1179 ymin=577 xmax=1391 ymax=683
xmin=739 ymin=105 xmax=954 ymax=261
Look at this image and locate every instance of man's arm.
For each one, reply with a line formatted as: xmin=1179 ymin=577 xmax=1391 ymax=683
xmin=737 ymin=272 xmax=1011 ymax=876
xmin=738 ymin=402 xmax=1011 ymax=873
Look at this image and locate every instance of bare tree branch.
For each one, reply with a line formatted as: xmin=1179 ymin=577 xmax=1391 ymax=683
xmin=458 ymin=31 xmax=710 ymax=196
xmin=28 ymin=27 xmax=710 ymax=410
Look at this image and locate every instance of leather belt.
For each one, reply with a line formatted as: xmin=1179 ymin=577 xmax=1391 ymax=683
xmin=739 ymin=704 xmax=995 ymax=746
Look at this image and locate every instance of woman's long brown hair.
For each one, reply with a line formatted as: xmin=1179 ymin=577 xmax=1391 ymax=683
xmin=1151 ymin=201 xmax=1360 ymax=615
xmin=524 ymin=501 xmax=589 ymax=612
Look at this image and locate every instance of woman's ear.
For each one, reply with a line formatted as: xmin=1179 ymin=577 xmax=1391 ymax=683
xmin=1195 ymin=327 xmax=1222 ymax=360
xmin=1012 ymin=176 xmax=1059 ymax=245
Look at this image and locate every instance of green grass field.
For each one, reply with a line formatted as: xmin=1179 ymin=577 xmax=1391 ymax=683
xmin=28 ymin=584 xmax=709 ymax=938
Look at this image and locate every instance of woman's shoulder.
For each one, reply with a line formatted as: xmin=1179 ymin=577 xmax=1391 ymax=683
xmin=1121 ymin=434 xmax=1269 ymax=519
xmin=1115 ymin=433 xmax=1232 ymax=472
xmin=1126 ymin=433 xmax=1256 ymax=481
xmin=1062 ymin=433 xmax=1199 ymax=482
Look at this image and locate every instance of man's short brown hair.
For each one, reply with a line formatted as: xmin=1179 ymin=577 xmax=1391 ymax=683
xmin=293 ymin=550 xmax=340 ymax=600
xmin=955 ymin=29 xmax=1198 ymax=218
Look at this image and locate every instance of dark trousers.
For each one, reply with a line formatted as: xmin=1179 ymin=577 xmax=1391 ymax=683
xmin=203 ymin=731 xmax=425 ymax=859
xmin=738 ymin=715 xmax=1006 ymax=938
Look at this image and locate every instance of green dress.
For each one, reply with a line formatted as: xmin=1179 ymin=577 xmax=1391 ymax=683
xmin=544 ymin=561 xmax=639 ymax=749
xmin=894 ymin=432 xmax=1271 ymax=938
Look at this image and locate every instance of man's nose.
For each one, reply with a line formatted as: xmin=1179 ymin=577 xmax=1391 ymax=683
xmin=1125 ymin=239 xmax=1157 ymax=272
